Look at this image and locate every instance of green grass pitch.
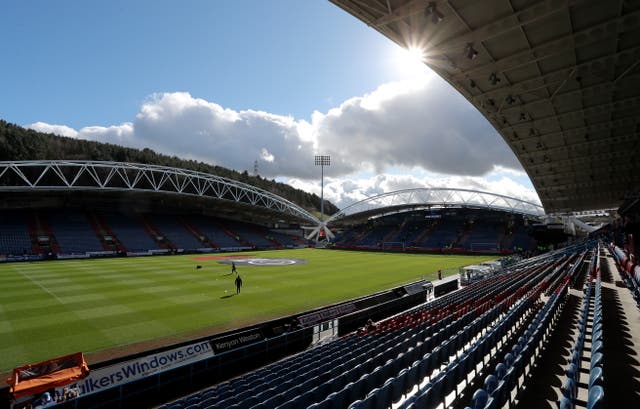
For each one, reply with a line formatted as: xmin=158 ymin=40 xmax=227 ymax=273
xmin=0 ymin=249 xmax=495 ymax=372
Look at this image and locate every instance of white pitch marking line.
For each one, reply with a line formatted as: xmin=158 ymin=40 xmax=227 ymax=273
xmin=17 ymin=269 xmax=65 ymax=304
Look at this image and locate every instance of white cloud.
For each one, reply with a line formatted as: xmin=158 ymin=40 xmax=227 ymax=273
xmin=78 ymin=123 xmax=135 ymax=145
xmin=26 ymin=77 xmax=522 ymax=179
xmin=27 ymin=122 xmax=78 ymax=138
xmin=260 ymin=148 xmax=275 ymax=162
xmin=312 ymin=76 xmax=522 ymax=176
xmin=24 ymin=79 xmax=538 ymax=209
xmin=285 ymin=170 xmax=540 ymax=210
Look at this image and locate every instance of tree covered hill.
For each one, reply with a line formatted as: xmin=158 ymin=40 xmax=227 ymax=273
xmin=0 ymin=119 xmax=339 ymax=216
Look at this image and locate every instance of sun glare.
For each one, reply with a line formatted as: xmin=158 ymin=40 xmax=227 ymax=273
xmin=393 ymin=46 xmax=429 ymax=79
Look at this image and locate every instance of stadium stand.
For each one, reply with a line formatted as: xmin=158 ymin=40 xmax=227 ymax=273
xmin=46 ymin=210 xmax=105 ymax=254
xmin=334 ymin=209 xmax=536 ymax=254
xmin=223 ymin=219 xmax=278 ymax=248
xmin=102 ymin=212 xmax=162 ymax=253
xmin=146 ymin=214 xmax=205 ymax=250
xmin=557 ymin=248 xmax=604 ymax=409
xmin=156 ymin=243 xmax=591 ymax=409
xmin=0 ymin=208 xmax=304 ymax=258
xmin=0 ymin=210 xmax=32 ymax=256
xmin=186 ymin=215 xmax=246 ymax=249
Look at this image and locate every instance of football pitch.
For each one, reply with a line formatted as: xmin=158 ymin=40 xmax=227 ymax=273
xmin=0 ymin=249 xmax=495 ymax=372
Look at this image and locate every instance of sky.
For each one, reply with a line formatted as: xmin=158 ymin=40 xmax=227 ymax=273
xmin=0 ymin=0 xmax=540 ymax=209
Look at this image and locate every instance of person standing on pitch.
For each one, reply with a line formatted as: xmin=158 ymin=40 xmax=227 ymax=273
xmin=231 ymin=261 xmax=237 ymax=274
xmin=235 ymin=274 xmax=243 ymax=294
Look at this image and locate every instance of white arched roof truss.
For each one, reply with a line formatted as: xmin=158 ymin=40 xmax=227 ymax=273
xmin=0 ymin=160 xmax=320 ymax=224
xmin=326 ymin=187 xmax=544 ymax=225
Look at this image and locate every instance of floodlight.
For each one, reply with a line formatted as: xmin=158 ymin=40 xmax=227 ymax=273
xmin=425 ymin=2 xmax=444 ymax=24
xmin=314 ymin=155 xmax=331 ymax=236
xmin=465 ymin=43 xmax=478 ymax=60
xmin=489 ymin=72 xmax=500 ymax=85
xmin=314 ymin=155 xmax=330 ymax=166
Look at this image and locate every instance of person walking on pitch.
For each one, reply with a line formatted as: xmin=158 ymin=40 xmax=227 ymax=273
xmin=235 ymin=275 xmax=243 ymax=294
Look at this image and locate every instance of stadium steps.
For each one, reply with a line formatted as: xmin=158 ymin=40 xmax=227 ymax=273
xmin=32 ymin=210 xmax=61 ymax=253
xmin=46 ymin=210 xmax=105 ymax=253
xmin=91 ymin=212 xmax=126 ymax=251
xmin=411 ymin=220 xmax=438 ymax=247
xmin=599 ymin=254 xmax=640 ymax=409
xmin=381 ymin=223 xmax=403 ymax=243
xmin=26 ymin=212 xmax=42 ymax=254
xmin=216 ymin=220 xmax=252 ymax=247
xmin=179 ymin=216 xmax=213 ymax=248
xmin=509 ymin=291 xmax=583 ymax=409
xmin=249 ymin=225 xmax=281 ymax=248
xmin=87 ymin=212 xmax=114 ymax=251
xmin=140 ymin=215 xmax=174 ymax=250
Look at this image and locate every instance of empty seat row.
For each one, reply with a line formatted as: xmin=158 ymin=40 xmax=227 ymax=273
xmin=158 ymin=246 xmax=586 ymax=409
xmin=609 ymin=243 xmax=640 ymax=309
xmin=400 ymin=291 xmax=541 ymax=409
xmin=559 ymin=246 xmax=604 ymax=409
xmin=464 ymin=279 xmax=569 ymax=409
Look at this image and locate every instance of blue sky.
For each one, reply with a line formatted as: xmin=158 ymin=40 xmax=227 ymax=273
xmin=2 ymin=0 xmax=398 ymax=127
xmin=1 ymin=0 xmax=538 ymax=208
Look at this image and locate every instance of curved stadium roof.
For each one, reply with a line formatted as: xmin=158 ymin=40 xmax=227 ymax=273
xmin=331 ymin=0 xmax=640 ymax=214
xmin=0 ymin=160 xmax=320 ymax=225
xmin=326 ymin=187 xmax=545 ymax=224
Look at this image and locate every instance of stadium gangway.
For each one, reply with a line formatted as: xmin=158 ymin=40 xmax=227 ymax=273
xmin=558 ymin=245 xmax=605 ymax=409
xmin=461 ymin=285 xmax=568 ymax=409
xmin=300 ymin=256 xmax=565 ymax=408
xmin=609 ymin=243 xmax=640 ymax=309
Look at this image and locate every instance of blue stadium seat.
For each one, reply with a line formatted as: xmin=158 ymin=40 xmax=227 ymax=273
xmin=347 ymin=400 xmax=364 ymax=409
xmin=560 ymin=377 xmax=577 ymax=401
xmin=504 ymin=353 xmax=515 ymax=368
xmin=471 ymin=388 xmax=489 ymax=409
xmin=362 ymin=388 xmax=380 ymax=409
xmin=406 ymin=361 xmax=420 ymax=394
xmin=332 ymin=387 xmax=352 ymax=409
xmin=568 ymin=349 xmax=581 ymax=366
xmin=586 ymin=385 xmax=604 ymax=409
xmin=484 ymin=375 xmax=498 ymax=396
xmin=591 ymin=340 xmax=603 ymax=355
xmin=512 ymin=344 xmax=522 ymax=358
xmin=565 ymin=363 xmax=579 ymax=381
xmin=491 ymin=381 xmax=508 ymax=408
xmin=559 ymin=396 xmax=575 ymax=409
xmin=391 ymin=369 xmax=408 ymax=403
xmin=307 ymin=400 xmax=331 ymax=409
xmin=275 ymin=399 xmax=297 ymax=409
xmin=444 ymin=364 xmax=459 ymax=396
xmin=588 ymin=366 xmax=603 ymax=389
xmin=590 ymin=352 xmax=603 ymax=369
xmin=375 ymin=382 xmax=392 ymax=409
xmin=495 ymin=363 xmax=507 ymax=381
xmin=429 ymin=372 xmax=446 ymax=407
xmin=413 ymin=387 xmax=432 ymax=409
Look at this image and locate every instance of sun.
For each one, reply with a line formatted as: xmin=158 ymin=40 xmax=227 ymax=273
xmin=392 ymin=45 xmax=429 ymax=79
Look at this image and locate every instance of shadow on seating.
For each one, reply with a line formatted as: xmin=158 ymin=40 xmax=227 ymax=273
xmin=601 ymin=285 xmax=640 ymax=408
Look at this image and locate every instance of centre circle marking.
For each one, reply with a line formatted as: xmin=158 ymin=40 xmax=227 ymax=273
xmin=218 ymin=258 xmax=307 ymax=267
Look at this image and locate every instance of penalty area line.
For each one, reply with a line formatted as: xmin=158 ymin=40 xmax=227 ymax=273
xmin=16 ymin=269 xmax=65 ymax=305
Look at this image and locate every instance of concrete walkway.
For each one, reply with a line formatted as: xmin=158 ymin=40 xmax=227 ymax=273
xmin=599 ymin=254 xmax=640 ymax=408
